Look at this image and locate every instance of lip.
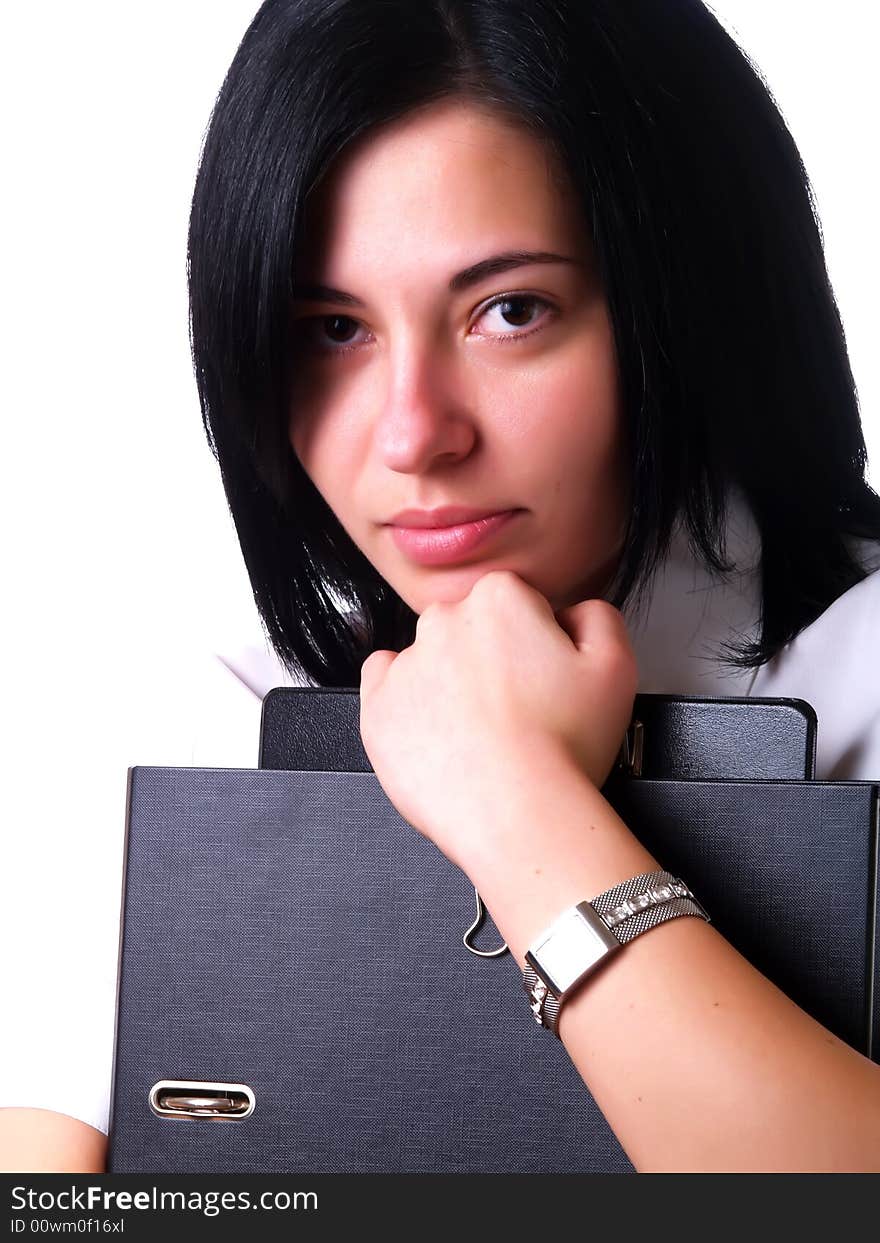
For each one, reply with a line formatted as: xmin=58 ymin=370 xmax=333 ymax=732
xmin=387 ymin=509 xmax=521 ymax=566
xmin=387 ymin=505 xmax=513 ymax=528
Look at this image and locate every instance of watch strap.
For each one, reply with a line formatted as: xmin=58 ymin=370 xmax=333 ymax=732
xmin=589 ymin=870 xmax=709 ymax=944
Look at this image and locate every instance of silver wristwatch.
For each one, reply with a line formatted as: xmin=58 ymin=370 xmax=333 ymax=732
xmin=523 ymin=869 xmax=710 ymax=1037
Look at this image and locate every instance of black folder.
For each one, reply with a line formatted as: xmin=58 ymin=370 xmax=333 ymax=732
xmin=258 ymin=688 xmax=819 ymax=780
xmin=106 ymin=694 xmax=878 ymax=1173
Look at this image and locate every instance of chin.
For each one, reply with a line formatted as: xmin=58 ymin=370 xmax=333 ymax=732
xmin=401 ymin=564 xmax=558 ymax=615
xmin=394 ymin=567 xmax=488 ymax=613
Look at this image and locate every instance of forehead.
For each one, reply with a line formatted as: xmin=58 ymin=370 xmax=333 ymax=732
xmin=296 ymin=99 xmax=590 ymax=280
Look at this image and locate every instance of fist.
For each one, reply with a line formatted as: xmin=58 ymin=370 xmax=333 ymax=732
xmin=358 ymin=570 xmax=638 ymax=873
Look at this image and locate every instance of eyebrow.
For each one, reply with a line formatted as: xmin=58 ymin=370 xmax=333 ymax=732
xmin=291 ymin=250 xmax=581 ymax=307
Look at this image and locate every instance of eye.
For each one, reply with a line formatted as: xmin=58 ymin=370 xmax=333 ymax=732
xmin=471 ymin=293 xmax=556 ymax=342
xmin=291 ymin=293 xmax=557 ymax=358
xmin=291 ymin=315 xmax=369 ymax=356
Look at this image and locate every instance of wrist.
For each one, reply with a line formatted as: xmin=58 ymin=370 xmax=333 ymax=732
xmin=455 ymin=746 xmax=661 ymax=967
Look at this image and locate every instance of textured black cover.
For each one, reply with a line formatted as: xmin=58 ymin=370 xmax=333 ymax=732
xmin=107 ymin=765 xmax=879 ymax=1174
xmin=259 ymin=689 xmax=818 ymax=780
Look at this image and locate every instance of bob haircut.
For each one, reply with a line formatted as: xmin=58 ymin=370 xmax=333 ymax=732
xmin=188 ymin=0 xmax=880 ymax=687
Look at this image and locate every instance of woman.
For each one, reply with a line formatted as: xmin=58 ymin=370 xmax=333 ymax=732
xmin=4 ymin=0 xmax=880 ymax=1172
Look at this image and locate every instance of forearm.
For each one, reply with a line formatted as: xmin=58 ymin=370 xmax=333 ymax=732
xmin=0 ymin=1109 xmax=106 ymax=1173
xmin=464 ymin=751 xmax=880 ymax=1173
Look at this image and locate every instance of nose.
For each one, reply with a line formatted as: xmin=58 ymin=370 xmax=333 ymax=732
xmin=373 ymin=335 xmax=476 ymax=475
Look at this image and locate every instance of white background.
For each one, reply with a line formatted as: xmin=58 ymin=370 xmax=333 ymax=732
xmin=1 ymin=2 xmax=877 ymax=1124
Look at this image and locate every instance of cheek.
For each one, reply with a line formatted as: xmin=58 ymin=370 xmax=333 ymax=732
xmin=509 ymin=333 xmax=623 ymax=482
xmin=288 ymin=413 xmax=308 ymax=469
xmin=288 ymin=398 xmax=380 ymax=558
xmin=288 ymin=375 xmax=355 ymax=501
xmin=288 ymin=370 xmax=318 ymax=467
xmin=289 ymin=407 xmax=347 ymax=523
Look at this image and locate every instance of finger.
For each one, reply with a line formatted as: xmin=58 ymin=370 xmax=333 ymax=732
xmin=359 ymin=648 xmax=396 ymax=699
xmin=554 ymin=598 xmax=631 ymax=655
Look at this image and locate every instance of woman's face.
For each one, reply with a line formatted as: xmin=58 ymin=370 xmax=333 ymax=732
xmin=289 ymin=98 xmax=629 ymax=614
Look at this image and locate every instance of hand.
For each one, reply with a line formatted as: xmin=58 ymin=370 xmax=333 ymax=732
xmin=358 ymin=570 xmax=639 ymax=876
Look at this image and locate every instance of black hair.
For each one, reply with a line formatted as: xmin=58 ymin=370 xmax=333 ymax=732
xmin=187 ymin=0 xmax=880 ymax=687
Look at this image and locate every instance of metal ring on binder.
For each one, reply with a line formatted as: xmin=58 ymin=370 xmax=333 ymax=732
xmin=149 ymin=1080 xmax=255 ymax=1120
xmin=617 ymin=720 xmax=644 ymax=776
xmin=463 ymin=888 xmax=509 ymax=957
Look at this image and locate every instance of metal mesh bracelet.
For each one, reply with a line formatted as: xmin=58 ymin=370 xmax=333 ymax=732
xmin=591 ymin=869 xmax=709 ymax=944
xmin=523 ymin=869 xmax=710 ymax=1038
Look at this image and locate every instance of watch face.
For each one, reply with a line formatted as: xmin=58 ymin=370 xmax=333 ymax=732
xmin=529 ymin=904 xmax=619 ymax=995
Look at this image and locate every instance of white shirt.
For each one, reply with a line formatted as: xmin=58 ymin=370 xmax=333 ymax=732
xmin=3 ymin=488 xmax=879 ymax=1137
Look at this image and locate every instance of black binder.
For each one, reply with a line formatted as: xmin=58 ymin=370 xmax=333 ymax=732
xmin=258 ymin=688 xmax=818 ymax=780
xmin=107 ymin=695 xmax=878 ymax=1173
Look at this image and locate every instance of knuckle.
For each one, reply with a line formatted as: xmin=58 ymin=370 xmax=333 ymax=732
xmin=585 ymin=600 xmax=633 ymax=645
xmin=360 ymin=649 xmax=379 ymax=678
xmin=471 ymin=568 xmax=519 ymax=600
xmin=584 ymin=598 xmax=624 ymax=625
xmin=596 ymin=633 xmax=639 ymax=689
xmin=415 ymin=600 xmax=448 ymax=632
